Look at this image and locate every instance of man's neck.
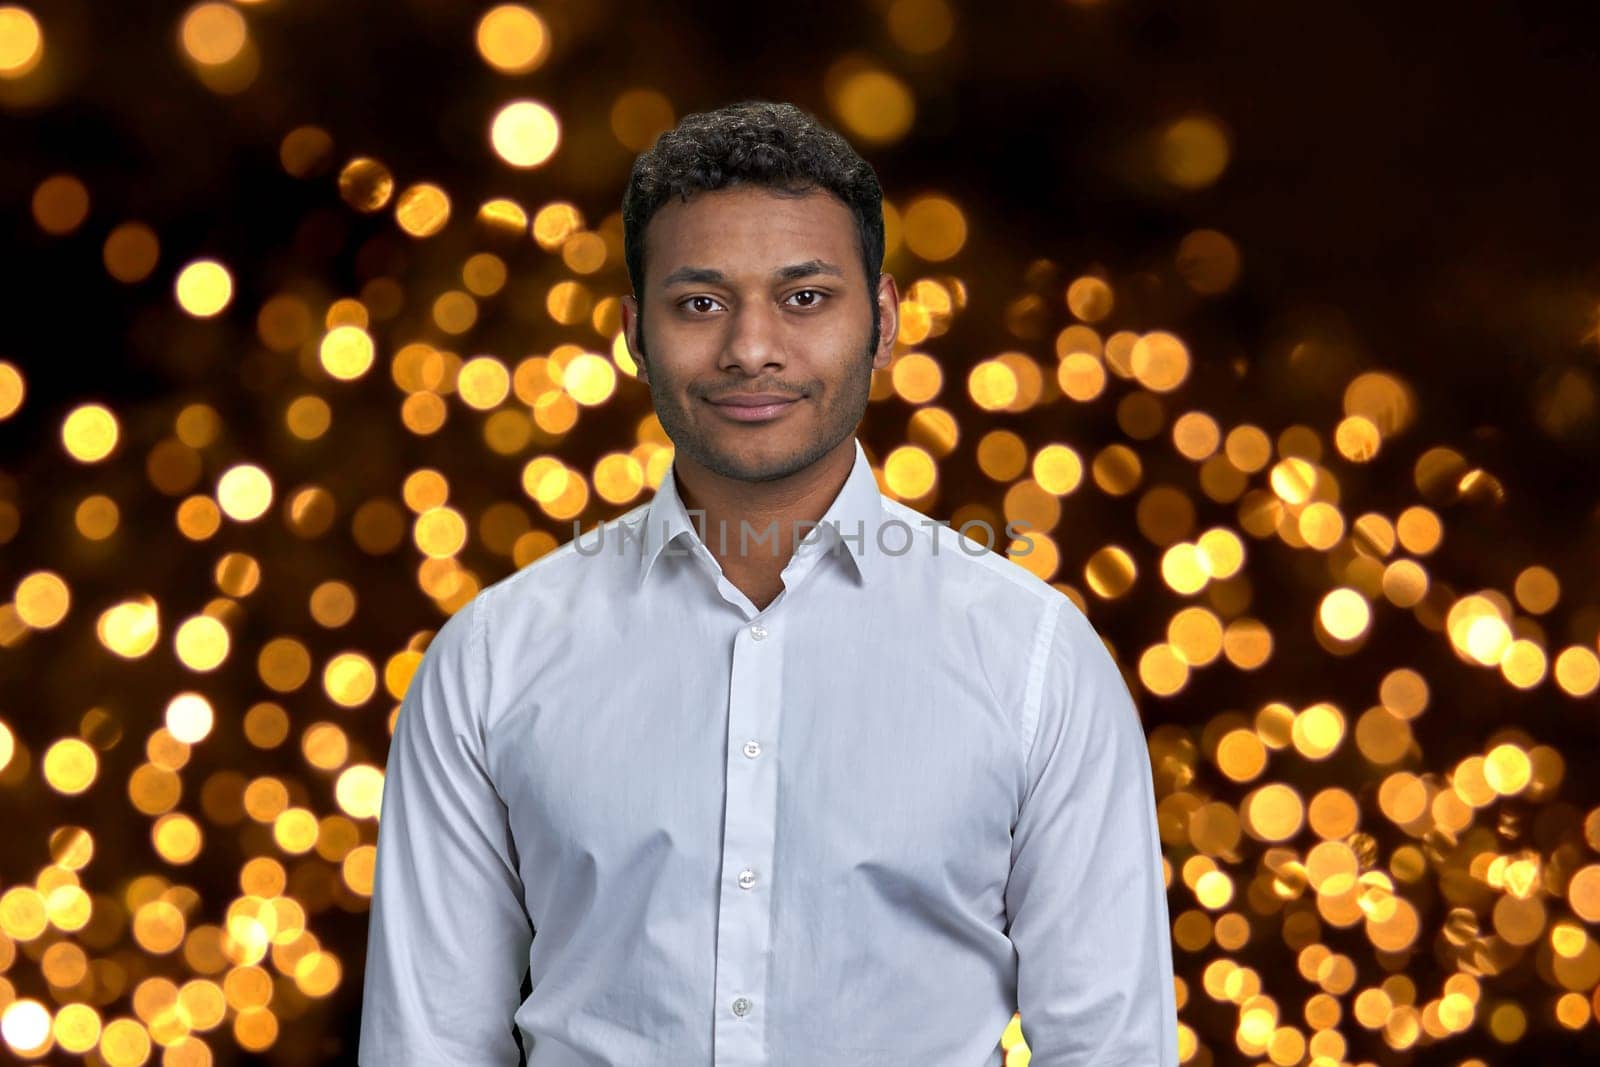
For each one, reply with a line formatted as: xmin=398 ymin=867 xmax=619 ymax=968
xmin=673 ymin=436 xmax=857 ymax=600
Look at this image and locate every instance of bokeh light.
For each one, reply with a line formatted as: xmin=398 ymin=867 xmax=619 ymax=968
xmin=490 ymin=99 xmax=560 ymax=168
xmin=173 ymin=259 xmax=233 ymax=317
xmin=0 ymin=5 xmax=43 ymax=80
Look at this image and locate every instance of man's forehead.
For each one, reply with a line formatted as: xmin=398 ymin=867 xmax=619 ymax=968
xmin=646 ymin=186 xmax=858 ymax=282
xmin=650 ymin=186 xmax=851 ymax=241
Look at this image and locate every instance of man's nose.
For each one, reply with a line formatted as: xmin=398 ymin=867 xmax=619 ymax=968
xmin=720 ymin=300 xmax=786 ymax=375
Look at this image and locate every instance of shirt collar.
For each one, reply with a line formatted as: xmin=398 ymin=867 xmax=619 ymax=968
xmin=638 ymin=437 xmax=885 ymax=589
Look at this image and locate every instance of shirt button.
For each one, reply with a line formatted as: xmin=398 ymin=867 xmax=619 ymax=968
xmin=742 ymin=740 xmax=761 ymax=758
xmin=738 ymin=868 xmax=757 ymax=889
xmin=732 ymin=997 xmax=752 ymax=1017
xmin=750 ymin=623 xmax=768 ymax=640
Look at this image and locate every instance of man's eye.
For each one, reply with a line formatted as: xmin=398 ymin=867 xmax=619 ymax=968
xmin=680 ymin=295 xmax=723 ymax=314
xmin=786 ymin=289 xmax=827 ymax=307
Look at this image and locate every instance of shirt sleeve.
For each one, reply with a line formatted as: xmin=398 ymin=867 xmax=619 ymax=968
xmin=1004 ymin=597 xmax=1180 ymax=1066
xmin=358 ymin=592 xmax=534 ymax=1066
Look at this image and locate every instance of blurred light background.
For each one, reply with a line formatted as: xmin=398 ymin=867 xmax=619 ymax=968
xmin=2 ymin=0 xmax=1599 ymax=1063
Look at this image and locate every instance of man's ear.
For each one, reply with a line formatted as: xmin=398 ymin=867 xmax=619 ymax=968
xmin=871 ymin=272 xmax=899 ymax=373
xmin=621 ymin=294 xmax=649 ymax=384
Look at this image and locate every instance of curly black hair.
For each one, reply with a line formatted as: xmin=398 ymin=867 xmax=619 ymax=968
xmin=621 ymin=99 xmax=886 ymax=300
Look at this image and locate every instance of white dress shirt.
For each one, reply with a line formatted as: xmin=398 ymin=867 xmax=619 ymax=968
xmin=358 ymin=435 xmax=1179 ymax=1066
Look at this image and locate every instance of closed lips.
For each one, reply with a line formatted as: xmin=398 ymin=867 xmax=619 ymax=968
xmin=709 ymin=394 xmax=798 ymax=405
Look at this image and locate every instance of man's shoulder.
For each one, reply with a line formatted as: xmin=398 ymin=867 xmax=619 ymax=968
xmin=474 ymin=500 xmax=652 ymax=616
xmin=878 ymin=496 xmax=1065 ymax=608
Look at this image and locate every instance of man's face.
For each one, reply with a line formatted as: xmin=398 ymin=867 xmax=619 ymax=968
xmin=621 ymin=185 xmax=897 ymax=484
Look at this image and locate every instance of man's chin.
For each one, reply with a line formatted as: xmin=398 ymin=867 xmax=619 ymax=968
xmin=682 ymin=438 xmax=817 ymax=484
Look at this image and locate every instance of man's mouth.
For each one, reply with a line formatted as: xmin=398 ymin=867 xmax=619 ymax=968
xmin=704 ymin=393 xmax=803 ymax=422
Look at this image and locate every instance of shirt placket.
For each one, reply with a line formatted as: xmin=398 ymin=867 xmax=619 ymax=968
xmin=712 ymin=611 xmax=784 ymax=1065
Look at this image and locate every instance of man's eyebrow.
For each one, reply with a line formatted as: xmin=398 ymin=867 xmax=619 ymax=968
xmin=658 ymin=259 xmax=847 ymax=288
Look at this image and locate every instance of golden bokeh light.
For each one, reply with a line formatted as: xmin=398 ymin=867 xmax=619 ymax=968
xmin=43 ymin=737 xmax=98 ymax=795
xmin=102 ymin=221 xmax=160 ymax=283
xmin=1157 ymin=113 xmax=1230 ymax=189
xmin=532 ymin=201 xmax=583 ymax=250
xmin=891 ymin=352 xmax=942 ymax=403
xmin=475 ymin=4 xmax=550 ymax=74
xmin=1176 ymin=228 xmax=1241 ymax=294
xmin=338 ymin=157 xmax=394 ymax=212
xmin=0 ymin=5 xmax=43 ymax=79
xmin=174 ymin=613 xmax=230 ymax=671
xmin=490 ymin=99 xmax=560 ymax=168
xmin=1319 ymin=587 xmax=1371 ymax=642
xmin=280 ymin=124 xmax=334 ymax=178
xmin=828 ymin=60 xmax=915 ymax=144
xmin=60 ymin=403 xmax=118 ymax=462
xmin=323 ymin=652 xmax=378 ymax=707
xmin=885 ymin=0 xmax=954 ymax=54
xmin=174 ymin=258 xmax=233 ymax=317
xmin=32 ymin=173 xmax=89 ymax=234
xmin=883 ymin=444 xmax=936 ymax=499
xmin=611 ymin=88 xmax=675 ymax=152
xmin=336 ymin=763 xmax=385 ymax=819
xmin=395 ymin=182 xmax=450 ymax=237
xmin=1066 ymin=276 xmax=1114 ymax=322
xmin=1130 ymin=331 xmax=1191 ymax=393
xmin=15 ymin=569 xmax=69 ymax=628
xmin=96 ymin=596 xmax=161 ymax=658
xmin=967 ymin=359 xmax=1017 ymax=411
xmin=320 ymin=325 xmax=377 ymax=380
xmin=0 ymin=359 xmax=23 ymax=419
xmin=179 ymin=3 xmax=247 ymax=66
xmin=216 ymin=463 xmax=273 ymax=521
xmin=1 ymin=1000 xmax=50 ymax=1056
xmin=1031 ymin=444 xmax=1083 ymax=495
xmin=561 ymin=352 xmax=616 ymax=406
xmin=902 ymin=195 xmax=967 ymax=261
xmin=165 ymin=692 xmax=215 ymax=743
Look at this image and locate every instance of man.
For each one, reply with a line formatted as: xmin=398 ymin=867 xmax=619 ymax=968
xmin=359 ymin=99 xmax=1178 ymax=1065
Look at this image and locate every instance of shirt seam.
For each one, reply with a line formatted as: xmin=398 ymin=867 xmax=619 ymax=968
xmin=470 ymin=584 xmax=492 ymax=739
xmin=1018 ymin=595 xmax=1066 ymax=801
